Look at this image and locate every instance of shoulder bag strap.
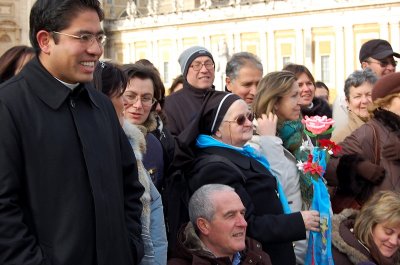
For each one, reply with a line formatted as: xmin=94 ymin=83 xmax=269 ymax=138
xmin=366 ymin=123 xmax=380 ymax=165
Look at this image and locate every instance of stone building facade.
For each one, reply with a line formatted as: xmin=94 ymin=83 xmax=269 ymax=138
xmin=0 ymin=0 xmax=34 ymax=55
xmin=2 ymin=0 xmax=399 ymax=98
xmin=104 ymin=0 xmax=400 ymax=98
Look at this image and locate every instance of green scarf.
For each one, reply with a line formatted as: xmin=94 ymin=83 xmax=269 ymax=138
xmin=277 ymin=119 xmax=314 ymax=209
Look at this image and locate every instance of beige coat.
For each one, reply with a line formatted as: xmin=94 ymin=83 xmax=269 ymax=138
xmin=331 ymin=110 xmax=366 ymax=143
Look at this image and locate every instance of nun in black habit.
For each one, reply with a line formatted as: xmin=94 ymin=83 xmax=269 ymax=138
xmin=172 ymin=91 xmax=320 ymax=265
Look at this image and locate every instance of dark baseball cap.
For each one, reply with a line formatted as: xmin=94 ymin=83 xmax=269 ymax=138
xmin=359 ymin=39 xmax=400 ymax=63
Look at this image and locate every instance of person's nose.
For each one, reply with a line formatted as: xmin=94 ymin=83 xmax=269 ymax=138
xmin=244 ymin=116 xmax=253 ymax=126
xmin=87 ymin=39 xmax=103 ymax=56
xmin=199 ymin=64 xmax=208 ymax=73
xmin=360 ymin=95 xmax=370 ymax=104
xmin=249 ymin=85 xmax=257 ymax=96
xmin=386 ymin=63 xmax=396 ymax=72
xmin=132 ymin=97 xmax=143 ymax=109
xmin=237 ymin=214 xmax=247 ymax=228
xmin=388 ymin=234 xmax=399 ymax=246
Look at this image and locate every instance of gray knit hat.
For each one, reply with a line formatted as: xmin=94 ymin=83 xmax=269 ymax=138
xmin=178 ymin=46 xmax=214 ymax=79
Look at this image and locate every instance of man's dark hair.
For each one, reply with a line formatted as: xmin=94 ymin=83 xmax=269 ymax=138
xmin=122 ymin=63 xmax=161 ymax=111
xmin=29 ymin=0 xmax=104 ymax=54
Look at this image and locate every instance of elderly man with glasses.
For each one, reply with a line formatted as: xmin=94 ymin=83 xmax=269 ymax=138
xmin=164 ymin=46 xmax=216 ymax=136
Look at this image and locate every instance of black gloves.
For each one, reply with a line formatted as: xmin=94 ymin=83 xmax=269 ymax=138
xmin=382 ymin=142 xmax=400 ymax=161
xmin=356 ymin=160 xmax=385 ymax=184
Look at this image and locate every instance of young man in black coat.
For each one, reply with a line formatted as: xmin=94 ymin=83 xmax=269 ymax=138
xmin=0 ymin=1 xmax=144 ymax=264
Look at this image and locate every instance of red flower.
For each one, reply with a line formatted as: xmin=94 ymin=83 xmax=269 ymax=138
xmin=318 ymin=139 xmax=342 ymax=155
xmin=303 ymin=161 xmax=325 ymax=177
xmin=307 ymin=154 xmax=313 ymax=163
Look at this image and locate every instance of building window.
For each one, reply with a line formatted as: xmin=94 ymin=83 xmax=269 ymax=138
xmin=321 ymin=55 xmax=330 ymax=83
xmin=282 ymin=56 xmax=291 ymax=66
xmin=163 ymin=62 xmax=169 ymax=83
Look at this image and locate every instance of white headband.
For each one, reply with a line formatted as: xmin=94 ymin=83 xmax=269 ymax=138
xmin=210 ymin=93 xmax=233 ymax=133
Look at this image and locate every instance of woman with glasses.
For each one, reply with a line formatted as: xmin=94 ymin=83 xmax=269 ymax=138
xmin=123 ymin=64 xmax=168 ymax=191
xmin=93 ymin=61 xmax=167 ymax=265
xmin=173 ymin=90 xmax=320 ymax=265
xmin=325 ymin=72 xmax=400 ymax=213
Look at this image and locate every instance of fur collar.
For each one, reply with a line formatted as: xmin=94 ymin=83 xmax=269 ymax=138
xmin=374 ymin=108 xmax=400 ymax=134
xmin=181 ymin=222 xmax=216 ymax=259
xmin=138 ymin=111 xmax=158 ymax=135
xmin=332 ymin=209 xmax=371 ymax=264
xmin=122 ymin=120 xmax=146 ymax=160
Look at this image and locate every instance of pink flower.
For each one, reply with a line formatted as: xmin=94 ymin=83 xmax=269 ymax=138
xmin=302 ymin=115 xmax=335 ymax=135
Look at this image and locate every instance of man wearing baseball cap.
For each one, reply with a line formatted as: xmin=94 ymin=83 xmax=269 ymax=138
xmin=360 ymin=39 xmax=400 ymax=78
xmin=164 ymin=46 xmax=215 ymax=136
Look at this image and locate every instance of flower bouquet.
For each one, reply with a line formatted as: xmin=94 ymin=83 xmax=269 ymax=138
xmin=299 ymin=115 xmax=340 ymax=265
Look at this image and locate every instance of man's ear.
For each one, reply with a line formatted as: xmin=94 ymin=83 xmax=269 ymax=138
xmin=214 ymin=129 xmax=222 ymax=138
xmin=361 ymin=61 xmax=369 ymax=70
xmin=225 ymin=76 xmax=232 ymax=92
xmin=197 ymin=218 xmax=210 ymax=235
xmin=37 ymin=30 xmax=52 ymax=54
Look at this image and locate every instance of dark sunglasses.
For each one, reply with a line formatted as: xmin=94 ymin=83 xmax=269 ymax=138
xmin=224 ymin=112 xmax=254 ymax=126
xmin=367 ymin=59 xmax=397 ymax=68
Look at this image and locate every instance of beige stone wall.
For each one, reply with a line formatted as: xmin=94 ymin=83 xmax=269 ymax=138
xmin=104 ymin=0 xmax=400 ymax=97
xmin=0 ymin=0 xmax=33 ymax=55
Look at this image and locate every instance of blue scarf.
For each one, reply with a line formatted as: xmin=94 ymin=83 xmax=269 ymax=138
xmin=196 ymin=134 xmax=291 ymax=214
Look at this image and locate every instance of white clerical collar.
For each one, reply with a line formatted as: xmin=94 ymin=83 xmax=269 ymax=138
xmin=54 ymin=77 xmax=80 ymax=90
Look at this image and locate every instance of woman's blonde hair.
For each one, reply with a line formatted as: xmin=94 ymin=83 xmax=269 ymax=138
xmin=354 ymin=191 xmax=400 ymax=249
xmin=252 ymin=70 xmax=297 ymax=117
xmin=368 ymin=92 xmax=400 ymax=115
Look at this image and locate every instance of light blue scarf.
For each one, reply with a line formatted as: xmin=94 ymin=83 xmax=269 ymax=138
xmin=196 ymin=134 xmax=291 ymax=214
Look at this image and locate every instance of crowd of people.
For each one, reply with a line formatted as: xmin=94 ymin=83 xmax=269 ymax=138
xmin=0 ymin=0 xmax=399 ymax=265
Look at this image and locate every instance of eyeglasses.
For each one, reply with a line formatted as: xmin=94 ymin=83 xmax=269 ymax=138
xmin=124 ymin=92 xmax=157 ymax=106
xmin=366 ymin=58 xmax=397 ymax=68
xmin=190 ymin=61 xmax=215 ymax=71
xmin=223 ymin=112 xmax=254 ymax=126
xmin=52 ymin=31 xmax=107 ymax=47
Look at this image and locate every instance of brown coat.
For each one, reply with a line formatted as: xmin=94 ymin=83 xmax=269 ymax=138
xmin=168 ymin=223 xmax=272 ymax=265
xmin=332 ymin=209 xmax=374 ymax=265
xmin=326 ymin=114 xmax=400 ymax=212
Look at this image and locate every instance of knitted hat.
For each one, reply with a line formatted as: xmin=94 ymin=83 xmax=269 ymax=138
xmin=178 ymin=46 xmax=214 ymax=78
xmin=372 ymin=72 xmax=400 ymax=101
xmin=359 ymin=39 xmax=400 ymax=63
